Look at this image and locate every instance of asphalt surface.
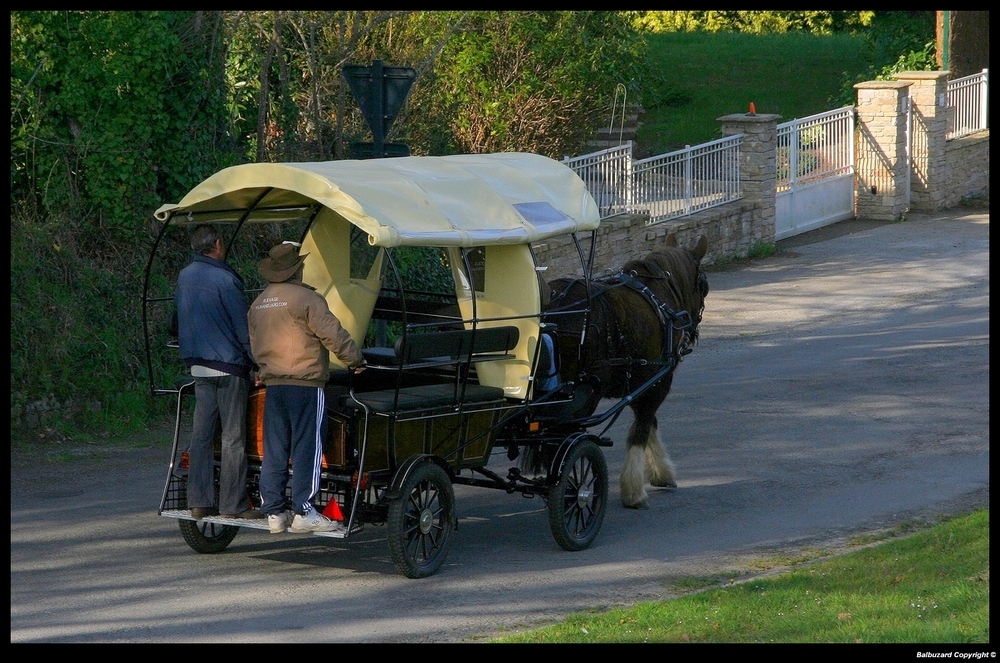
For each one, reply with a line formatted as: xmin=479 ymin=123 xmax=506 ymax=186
xmin=10 ymin=205 xmax=989 ymax=643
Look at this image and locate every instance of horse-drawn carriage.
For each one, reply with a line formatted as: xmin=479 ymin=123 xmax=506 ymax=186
xmin=143 ymin=152 xmax=708 ymax=578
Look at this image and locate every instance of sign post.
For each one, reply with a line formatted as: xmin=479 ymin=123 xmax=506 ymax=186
xmin=342 ymin=59 xmax=416 ymax=159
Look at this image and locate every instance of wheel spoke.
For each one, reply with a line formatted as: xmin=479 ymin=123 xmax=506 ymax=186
xmin=201 ymin=522 xmax=226 ymax=537
xmin=398 ymin=474 xmax=450 ymax=564
xmin=548 ymin=440 xmax=608 ymax=551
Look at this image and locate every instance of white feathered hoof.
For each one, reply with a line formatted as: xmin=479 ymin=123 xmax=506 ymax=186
xmin=645 ymin=443 xmax=677 ymax=489
xmin=620 ymin=445 xmax=649 ymax=508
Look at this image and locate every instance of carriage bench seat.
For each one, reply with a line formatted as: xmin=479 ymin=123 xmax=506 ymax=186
xmin=347 ymin=326 xmax=519 ymax=414
xmin=344 ymin=382 xmax=505 ymax=414
xmin=363 ymin=325 xmax=520 ymax=368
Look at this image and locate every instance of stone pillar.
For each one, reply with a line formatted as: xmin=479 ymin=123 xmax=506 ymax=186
xmin=854 ymin=80 xmax=911 ymax=220
xmin=717 ymin=112 xmax=780 ymax=244
xmin=893 ymin=70 xmax=953 ymax=212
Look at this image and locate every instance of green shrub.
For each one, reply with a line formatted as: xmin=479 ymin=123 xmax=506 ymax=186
xmin=829 ymin=11 xmax=936 ymax=107
xmin=11 ymin=207 xmax=166 ymax=438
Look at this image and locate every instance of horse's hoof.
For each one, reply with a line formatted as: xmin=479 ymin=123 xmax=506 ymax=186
xmin=622 ymin=500 xmax=649 ymax=510
xmin=650 ymin=481 xmax=677 ymax=491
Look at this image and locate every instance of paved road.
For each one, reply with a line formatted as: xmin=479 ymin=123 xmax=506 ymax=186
xmin=10 ymin=207 xmax=989 ymax=643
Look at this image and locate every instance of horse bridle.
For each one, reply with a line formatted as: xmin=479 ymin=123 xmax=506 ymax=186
xmin=638 ymin=259 xmax=708 ymax=340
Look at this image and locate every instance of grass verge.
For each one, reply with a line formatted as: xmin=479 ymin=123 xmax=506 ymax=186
xmin=491 ymin=509 xmax=989 ymax=643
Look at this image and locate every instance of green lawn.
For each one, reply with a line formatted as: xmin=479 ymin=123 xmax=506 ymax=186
xmin=637 ymin=31 xmax=868 ymax=154
xmin=492 ymin=509 xmax=989 ymax=643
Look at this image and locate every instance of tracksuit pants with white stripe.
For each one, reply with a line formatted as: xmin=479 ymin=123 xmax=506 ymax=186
xmin=259 ymin=384 xmax=327 ymax=517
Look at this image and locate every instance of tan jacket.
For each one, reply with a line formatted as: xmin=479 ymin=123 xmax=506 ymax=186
xmin=248 ymin=280 xmax=364 ymax=387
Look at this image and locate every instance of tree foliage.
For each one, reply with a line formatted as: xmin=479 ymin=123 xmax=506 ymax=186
xmin=828 ymin=11 xmax=937 ymax=107
xmin=9 ymin=10 xmax=646 ymax=434
xmin=219 ymin=11 xmax=646 ymax=161
xmin=628 ymin=11 xmax=876 ymax=35
xmin=413 ymin=11 xmax=647 ymax=156
xmin=11 ymin=11 xmax=237 ymax=243
xmin=11 ymin=11 xmax=239 ymax=435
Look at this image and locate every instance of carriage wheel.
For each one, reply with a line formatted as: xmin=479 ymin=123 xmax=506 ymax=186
xmin=547 ymin=439 xmax=608 ymax=551
xmin=178 ymin=518 xmax=240 ymax=554
xmin=387 ymin=461 xmax=456 ymax=579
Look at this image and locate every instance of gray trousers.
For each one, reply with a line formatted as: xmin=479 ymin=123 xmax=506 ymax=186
xmin=187 ymin=374 xmax=250 ymax=514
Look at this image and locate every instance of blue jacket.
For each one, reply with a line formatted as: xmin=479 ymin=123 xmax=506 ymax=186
xmin=174 ymin=254 xmax=254 ymax=378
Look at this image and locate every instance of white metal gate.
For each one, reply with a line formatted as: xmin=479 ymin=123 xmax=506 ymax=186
xmin=775 ymin=107 xmax=855 ymax=240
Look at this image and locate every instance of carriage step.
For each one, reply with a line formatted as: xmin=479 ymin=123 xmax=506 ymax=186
xmin=159 ymin=509 xmax=355 ymax=538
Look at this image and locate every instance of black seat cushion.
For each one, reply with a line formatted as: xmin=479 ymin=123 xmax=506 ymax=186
xmin=345 ymin=383 xmax=504 ymax=413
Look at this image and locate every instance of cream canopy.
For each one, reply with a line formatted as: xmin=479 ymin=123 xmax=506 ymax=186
xmin=154 ymin=152 xmax=601 ymax=248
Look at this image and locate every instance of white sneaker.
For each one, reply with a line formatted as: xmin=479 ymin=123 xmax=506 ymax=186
xmin=267 ymin=511 xmax=292 ymax=534
xmin=289 ymin=509 xmax=345 ymax=533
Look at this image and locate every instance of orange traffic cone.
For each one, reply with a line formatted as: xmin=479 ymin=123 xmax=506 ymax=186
xmin=322 ymin=498 xmax=344 ymax=521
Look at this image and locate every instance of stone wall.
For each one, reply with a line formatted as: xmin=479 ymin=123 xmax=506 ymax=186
xmin=942 ymin=131 xmax=990 ymax=208
xmin=889 ymin=71 xmax=989 ymax=212
xmin=534 ymin=200 xmax=764 ymax=280
xmin=854 ymin=80 xmax=912 ymax=220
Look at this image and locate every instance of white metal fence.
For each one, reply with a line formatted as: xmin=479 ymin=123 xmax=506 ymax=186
xmin=563 ymin=136 xmax=742 ymax=223
xmin=562 ymin=143 xmax=633 ymax=216
xmin=775 ymin=106 xmax=856 ymax=240
xmin=947 ymin=68 xmax=989 ymax=140
xmin=565 ymin=70 xmax=987 ymax=230
xmin=776 ymin=106 xmax=854 ymax=192
xmin=632 ymin=135 xmax=742 ymax=223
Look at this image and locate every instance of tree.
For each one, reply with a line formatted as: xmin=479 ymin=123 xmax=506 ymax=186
xmin=11 ymin=11 xmax=237 ymax=434
xmin=936 ymin=11 xmax=990 ymax=79
xmin=403 ymin=11 xmax=647 ymax=157
xmin=11 ymin=11 xmax=236 ymax=239
xmin=11 ymin=10 xmax=648 ymax=434
xmin=628 ymin=11 xmax=875 ymax=35
xmin=224 ymin=11 xmax=646 ymax=161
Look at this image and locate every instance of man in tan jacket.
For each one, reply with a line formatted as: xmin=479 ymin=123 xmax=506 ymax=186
xmin=249 ymin=242 xmax=366 ymax=534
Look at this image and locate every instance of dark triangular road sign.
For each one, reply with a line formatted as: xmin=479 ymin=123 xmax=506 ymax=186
xmin=342 ymin=60 xmax=416 ymax=145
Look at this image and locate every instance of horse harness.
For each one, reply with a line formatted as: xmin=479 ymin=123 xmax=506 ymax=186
xmin=615 ymin=270 xmax=697 ymax=359
xmin=548 ymin=268 xmax=699 ymax=376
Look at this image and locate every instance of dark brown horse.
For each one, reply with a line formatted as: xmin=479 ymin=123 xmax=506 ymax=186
xmin=544 ymin=234 xmax=709 ymax=508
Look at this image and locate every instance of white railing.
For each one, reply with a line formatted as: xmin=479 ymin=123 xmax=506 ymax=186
xmin=776 ymin=106 xmax=855 ymax=193
xmin=565 ymin=70 xmax=988 ymax=229
xmin=947 ymin=68 xmax=989 ymax=140
xmin=564 ymin=136 xmax=742 ymax=224
xmin=631 ymin=135 xmax=742 ymax=223
xmin=563 ymin=143 xmax=633 ymax=216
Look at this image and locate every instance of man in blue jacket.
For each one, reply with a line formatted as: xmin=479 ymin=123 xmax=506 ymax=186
xmin=175 ymin=224 xmax=263 ymax=520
